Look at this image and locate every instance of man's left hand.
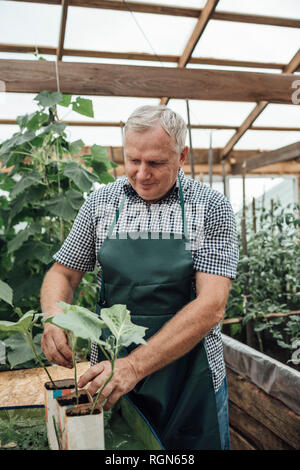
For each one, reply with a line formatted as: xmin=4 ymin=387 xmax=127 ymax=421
xmin=77 ymin=357 xmax=139 ymax=411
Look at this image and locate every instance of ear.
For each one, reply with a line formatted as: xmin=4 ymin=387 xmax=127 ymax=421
xmin=179 ymin=146 xmax=189 ymax=167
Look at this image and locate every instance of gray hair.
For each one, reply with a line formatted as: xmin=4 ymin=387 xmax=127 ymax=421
xmin=124 ymin=105 xmax=187 ymax=153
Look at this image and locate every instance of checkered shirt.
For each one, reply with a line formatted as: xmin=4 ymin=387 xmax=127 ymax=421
xmin=53 ymin=168 xmax=239 ymax=391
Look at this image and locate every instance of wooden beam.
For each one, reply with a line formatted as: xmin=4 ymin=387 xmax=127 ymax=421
xmin=0 ymin=59 xmax=298 ymax=103
xmin=57 ymin=0 xmax=69 ymax=61
xmin=1 ymin=118 xmax=300 ymax=133
xmin=220 ymin=49 xmax=300 ymax=160
xmin=160 ymin=0 xmax=219 ymax=105
xmin=8 ymin=0 xmax=300 ymax=28
xmin=178 ymin=0 xmax=219 ymax=69
xmin=232 ymin=141 xmax=300 ymax=174
xmin=0 ymin=43 xmax=294 ymax=71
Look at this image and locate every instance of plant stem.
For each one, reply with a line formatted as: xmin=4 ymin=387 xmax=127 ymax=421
xmin=24 ymin=332 xmax=56 ymax=389
xmin=68 ymin=332 xmax=79 ymax=405
xmin=90 ymin=358 xmax=115 ymax=415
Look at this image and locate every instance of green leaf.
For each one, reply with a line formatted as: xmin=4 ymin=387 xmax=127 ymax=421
xmin=0 ymin=130 xmax=36 ymax=155
xmin=100 ymin=304 xmax=147 ymax=348
xmin=44 ymin=193 xmax=78 ymax=220
xmin=34 ymin=91 xmax=63 ymax=108
xmin=7 ymin=222 xmax=42 ymax=253
xmin=10 ymin=171 xmax=43 ymax=198
xmin=0 ymin=280 xmax=13 ymax=306
xmin=58 ymin=94 xmax=72 ymax=108
xmin=90 ymin=145 xmax=107 ymax=161
xmin=67 ymin=189 xmax=84 ymax=210
xmin=5 ymin=332 xmax=43 ymax=368
xmin=43 ymin=303 xmax=106 ymax=344
xmin=72 ymin=97 xmax=94 ymax=118
xmin=0 ymin=311 xmax=41 ymax=335
xmin=40 ymin=121 xmax=68 ymax=135
xmin=69 ymin=139 xmax=84 ymax=156
xmin=98 ymin=172 xmax=115 ymax=184
xmin=63 ymin=161 xmax=97 ymax=192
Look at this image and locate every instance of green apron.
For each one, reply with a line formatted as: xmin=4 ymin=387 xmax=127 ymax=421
xmin=96 ymin=175 xmax=221 ymax=450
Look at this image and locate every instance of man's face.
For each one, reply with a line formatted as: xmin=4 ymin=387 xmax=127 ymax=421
xmin=124 ymin=124 xmax=188 ymax=203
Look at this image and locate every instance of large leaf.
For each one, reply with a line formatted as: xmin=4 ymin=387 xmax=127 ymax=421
xmin=69 ymin=139 xmax=84 ymax=156
xmin=44 ymin=193 xmax=78 ymax=220
xmin=7 ymin=222 xmax=42 ymax=253
xmin=72 ymin=97 xmax=94 ymax=118
xmin=34 ymin=91 xmax=63 ymax=108
xmin=58 ymin=94 xmax=72 ymax=108
xmin=63 ymin=161 xmax=98 ymax=192
xmin=0 ymin=280 xmax=13 ymax=306
xmin=0 ymin=130 xmax=36 ymax=155
xmin=10 ymin=171 xmax=43 ymax=198
xmin=43 ymin=303 xmax=106 ymax=344
xmin=0 ymin=311 xmax=41 ymax=335
xmin=5 ymin=332 xmax=43 ymax=368
xmin=100 ymin=304 xmax=147 ymax=348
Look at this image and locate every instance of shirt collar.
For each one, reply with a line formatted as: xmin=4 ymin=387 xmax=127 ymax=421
xmin=122 ymin=168 xmax=187 ymax=202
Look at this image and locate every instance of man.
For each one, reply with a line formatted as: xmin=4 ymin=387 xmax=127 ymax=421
xmin=41 ymin=105 xmax=239 ymax=450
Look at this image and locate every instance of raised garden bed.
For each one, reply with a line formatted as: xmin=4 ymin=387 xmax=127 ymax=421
xmin=222 ymin=334 xmax=300 ymax=450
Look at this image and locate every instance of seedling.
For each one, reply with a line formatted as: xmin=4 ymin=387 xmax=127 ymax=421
xmin=0 ymin=310 xmax=56 ymax=388
xmin=43 ymin=303 xmax=147 ymax=413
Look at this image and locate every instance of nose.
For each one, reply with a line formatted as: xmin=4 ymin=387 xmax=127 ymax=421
xmin=136 ymin=162 xmax=151 ymax=181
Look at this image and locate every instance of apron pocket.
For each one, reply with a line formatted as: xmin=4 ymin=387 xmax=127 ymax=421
xmin=129 ymin=279 xmax=192 ymax=315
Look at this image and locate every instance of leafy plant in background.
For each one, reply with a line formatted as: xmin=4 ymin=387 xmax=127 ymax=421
xmin=0 ymin=91 xmax=117 ymax=367
xmin=225 ymin=200 xmax=300 ymax=365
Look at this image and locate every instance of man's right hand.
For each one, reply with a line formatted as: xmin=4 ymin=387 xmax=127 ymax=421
xmin=41 ymin=322 xmax=73 ymax=369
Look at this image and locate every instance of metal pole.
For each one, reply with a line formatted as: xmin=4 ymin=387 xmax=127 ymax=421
xmin=185 ymin=100 xmax=195 ymax=179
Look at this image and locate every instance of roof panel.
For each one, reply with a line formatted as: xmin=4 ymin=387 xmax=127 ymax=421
xmin=192 ymin=19 xmax=300 ymax=63
xmin=65 ymin=7 xmax=196 ymax=56
xmin=216 ymin=0 xmax=300 ymax=20
xmin=0 ymin=1 xmax=61 ymax=46
xmin=235 ymin=130 xmax=300 ymax=150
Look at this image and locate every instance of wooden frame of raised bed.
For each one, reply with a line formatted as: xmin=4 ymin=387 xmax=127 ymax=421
xmin=222 ymin=334 xmax=300 ymax=450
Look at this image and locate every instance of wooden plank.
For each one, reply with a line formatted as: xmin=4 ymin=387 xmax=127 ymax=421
xmin=57 ymin=0 xmax=69 ymax=61
xmin=232 ymin=141 xmax=300 ymax=174
xmin=229 ymin=426 xmax=256 ymax=450
xmin=0 ymin=59 xmax=298 ymax=103
xmin=229 ymin=401 xmax=293 ymax=450
xmin=8 ymin=0 xmax=300 ymax=28
xmin=2 ymin=117 xmax=300 ymax=132
xmin=226 ymin=368 xmax=300 ymax=449
xmin=0 ymin=43 xmax=292 ymax=70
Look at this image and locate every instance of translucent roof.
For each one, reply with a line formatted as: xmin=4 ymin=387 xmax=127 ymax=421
xmin=0 ymin=0 xmax=299 ymax=154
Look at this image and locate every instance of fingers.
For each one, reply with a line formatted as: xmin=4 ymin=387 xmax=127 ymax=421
xmin=78 ymin=363 xmax=105 ymax=389
xmin=41 ymin=324 xmax=73 ymax=368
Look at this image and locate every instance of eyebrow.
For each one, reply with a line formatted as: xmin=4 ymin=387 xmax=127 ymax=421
xmin=126 ymin=155 xmax=168 ymax=164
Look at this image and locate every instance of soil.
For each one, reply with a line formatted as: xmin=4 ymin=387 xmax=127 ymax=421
xmin=66 ymin=403 xmax=102 ymax=417
xmin=56 ymin=389 xmax=90 ymax=407
xmin=44 ymin=378 xmax=75 ymax=391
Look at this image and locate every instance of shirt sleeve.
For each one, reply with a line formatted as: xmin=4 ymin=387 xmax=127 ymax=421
xmin=193 ymin=197 xmax=239 ymax=279
xmin=53 ymin=194 xmax=96 ymax=272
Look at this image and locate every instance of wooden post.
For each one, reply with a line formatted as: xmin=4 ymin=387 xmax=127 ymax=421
xmin=186 ymin=100 xmax=195 ymax=179
xmin=241 ymin=171 xmax=256 ymax=348
xmin=252 ymin=197 xmax=257 ymax=233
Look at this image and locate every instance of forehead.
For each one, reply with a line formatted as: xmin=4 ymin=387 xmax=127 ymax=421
xmin=125 ymin=124 xmax=177 ymax=153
